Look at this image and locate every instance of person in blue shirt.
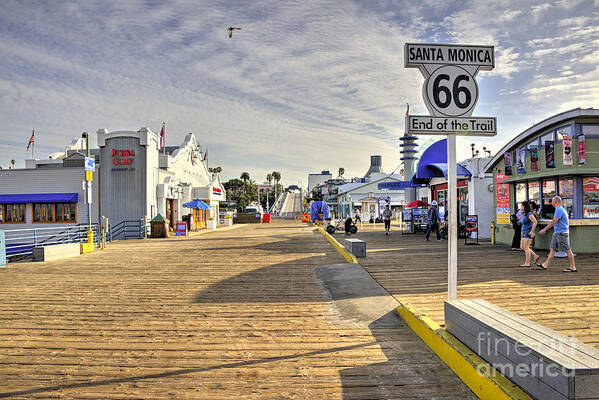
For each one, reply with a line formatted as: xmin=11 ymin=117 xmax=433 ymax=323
xmin=518 ymin=201 xmax=539 ymax=267
xmin=537 ymin=196 xmax=577 ymax=272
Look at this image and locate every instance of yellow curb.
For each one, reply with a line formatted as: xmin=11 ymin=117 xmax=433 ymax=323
xmin=317 ymin=227 xmax=358 ymax=264
xmin=396 ymin=303 xmax=532 ymax=400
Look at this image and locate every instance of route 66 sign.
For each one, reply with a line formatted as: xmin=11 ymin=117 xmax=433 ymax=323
xmin=404 ymin=43 xmax=496 ymax=136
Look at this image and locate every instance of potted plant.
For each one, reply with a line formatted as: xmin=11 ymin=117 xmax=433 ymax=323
xmin=224 ymin=214 xmax=233 ymax=226
xmin=207 ymin=215 xmax=217 ymax=229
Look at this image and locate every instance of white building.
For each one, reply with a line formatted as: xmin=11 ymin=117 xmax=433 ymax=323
xmin=308 ymin=170 xmax=333 ymax=194
xmin=0 ymin=127 xmax=225 ymax=236
xmin=336 ymin=175 xmax=405 ymax=220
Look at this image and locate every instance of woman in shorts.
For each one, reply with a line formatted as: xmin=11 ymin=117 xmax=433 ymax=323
xmin=519 ymin=201 xmax=539 ymax=267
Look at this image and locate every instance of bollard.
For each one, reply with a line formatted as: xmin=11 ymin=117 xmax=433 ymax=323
xmin=490 ymin=221 xmax=496 ymax=245
xmin=0 ymin=231 xmax=6 ymax=267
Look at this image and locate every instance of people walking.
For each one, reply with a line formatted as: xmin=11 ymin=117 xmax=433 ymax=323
xmin=425 ymin=200 xmax=442 ymax=241
xmin=383 ymin=205 xmax=392 ymax=235
xmin=511 ymin=206 xmax=523 ymax=250
xmin=354 ymin=208 xmax=361 ymax=224
xmin=518 ymin=201 xmax=539 ymax=267
xmin=537 ymin=196 xmax=577 ymax=272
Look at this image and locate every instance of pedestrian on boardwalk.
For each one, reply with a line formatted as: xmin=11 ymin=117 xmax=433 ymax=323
xmin=537 ymin=196 xmax=577 ymax=272
xmin=425 ymin=200 xmax=442 ymax=241
xmin=511 ymin=205 xmax=524 ymax=250
xmin=354 ymin=208 xmax=361 ymax=224
xmin=383 ymin=205 xmax=392 ymax=235
xmin=518 ymin=201 xmax=539 ymax=267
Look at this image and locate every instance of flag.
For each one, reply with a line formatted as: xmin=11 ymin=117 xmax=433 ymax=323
xmin=26 ymin=130 xmax=35 ymax=151
xmin=405 ymin=103 xmax=409 ymax=116
xmin=159 ymin=122 xmax=165 ymax=148
xmin=203 ymin=149 xmax=208 ymax=161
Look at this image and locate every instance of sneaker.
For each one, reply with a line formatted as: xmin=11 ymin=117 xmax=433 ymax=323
xmin=425 ymin=238 xmax=430 ymax=241
xmin=437 ymin=238 xmax=443 ymax=241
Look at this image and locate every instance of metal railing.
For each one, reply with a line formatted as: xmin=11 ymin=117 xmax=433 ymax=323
xmin=109 ymin=219 xmax=146 ymax=241
xmin=2 ymin=224 xmax=100 ymax=260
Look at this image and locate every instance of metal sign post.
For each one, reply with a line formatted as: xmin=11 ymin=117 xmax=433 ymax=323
xmin=404 ymin=43 xmax=496 ymax=300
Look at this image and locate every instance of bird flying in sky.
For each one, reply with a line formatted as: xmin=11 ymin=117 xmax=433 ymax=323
xmin=228 ymin=27 xmax=241 ymax=38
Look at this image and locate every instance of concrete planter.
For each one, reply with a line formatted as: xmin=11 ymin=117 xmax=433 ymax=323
xmin=224 ymin=218 xmax=233 ymax=227
xmin=207 ymin=218 xmax=217 ymax=229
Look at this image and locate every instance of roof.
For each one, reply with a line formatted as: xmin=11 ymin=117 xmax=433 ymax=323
xmin=337 ymin=175 xmax=402 ymax=195
xmin=484 ymin=107 xmax=599 ymax=173
xmin=415 ymin=139 xmax=472 ymax=180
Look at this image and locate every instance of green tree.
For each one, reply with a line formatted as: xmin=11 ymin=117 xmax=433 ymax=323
xmin=272 ymin=171 xmax=281 ymax=196
xmin=240 ymin=172 xmax=250 ymax=182
xmin=338 ymin=167 xmax=345 ymax=177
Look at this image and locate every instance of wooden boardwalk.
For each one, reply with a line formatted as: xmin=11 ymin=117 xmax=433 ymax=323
xmin=353 ymin=222 xmax=599 ymax=348
xmin=0 ymin=221 xmax=475 ymax=399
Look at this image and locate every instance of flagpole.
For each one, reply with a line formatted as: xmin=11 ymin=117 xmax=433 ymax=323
xmin=162 ymin=122 xmax=166 ymax=155
xmin=31 ymin=130 xmax=35 ymax=159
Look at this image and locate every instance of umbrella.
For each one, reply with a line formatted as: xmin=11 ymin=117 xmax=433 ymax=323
xmin=405 ymin=200 xmax=429 ymax=208
xmin=183 ymin=199 xmax=212 ymax=209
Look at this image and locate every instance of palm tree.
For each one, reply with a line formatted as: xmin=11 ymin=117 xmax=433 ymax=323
xmin=240 ymin=172 xmax=250 ymax=182
xmin=212 ymin=166 xmax=222 ymax=174
xmin=266 ymin=173 xmax=273 ymax=186
xmin=272 ymin=171 xmax=281 ymax=196
xmin=338 ymin=167 xmax=345 ymax=178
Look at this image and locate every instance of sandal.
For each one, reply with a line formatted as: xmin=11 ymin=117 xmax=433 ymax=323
xmin=536 ymin=263 xmax=548 ymax=270
xmin=533 ymin=255 xmax=541 ymax=265
xmin=563 ymin=268 xmax=578 ymax=272
xmin=519 ymin=264 xmax=530 ymax=268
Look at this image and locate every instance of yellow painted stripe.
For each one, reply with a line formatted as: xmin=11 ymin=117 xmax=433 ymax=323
xmin=396 ymin=303 xmax=532 ymax=400
xmin=317 ymin=227 xmax=358 ymax=264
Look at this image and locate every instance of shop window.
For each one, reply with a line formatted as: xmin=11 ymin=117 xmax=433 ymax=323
xmin=542 ymin=179 xmax=556 ymax=218
xmin=582 ymin=124 xmax=599 ymax=135
xmin=583 ymin=177 xmax=599 ymax=218
xmin=526 ymin=138 xmax=539 ymax=150
xmin=540 ymin=131 xmax=554 ymax=145
xmin=528 ymin=181 xmax=540 ymax=202
xmin=32 ymin=203 xmax=76 ymax=223
xmin=515 ymin=183 xmax=527 ymax=205
xmin=1 ymin=204 xmax=26 ymax=223
xmin=558 ymin=177 xmax=574 ymax=217
xmin=555 ymin=125 xmax=571 ymax=141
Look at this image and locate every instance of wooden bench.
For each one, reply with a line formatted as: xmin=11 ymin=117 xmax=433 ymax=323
xmin=445 ymin=299 xmax=599 ymax=400
xmin=32 ymin=243 xmax=81 ymax=262
xmin=345 ymin=238 xmax=366 ymax=258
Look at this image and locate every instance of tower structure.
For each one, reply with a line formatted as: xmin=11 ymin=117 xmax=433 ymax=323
xmin=399 ymin=132 xmax=418 ymax=203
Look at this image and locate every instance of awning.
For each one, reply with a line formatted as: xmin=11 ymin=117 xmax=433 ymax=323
xmin=0 ymin=193 xmax=78 ymax=204
xmin=183 ymin=199 xmax=212 ymax=209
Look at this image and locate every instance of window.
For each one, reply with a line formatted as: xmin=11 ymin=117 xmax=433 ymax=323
xmin=542 ymin=179 xmax=556 ymax=218
xmin=32 ymin=203 xmax=76 ymax=223
xmin=583 ymin=177 xmax=599 ymax=218
xmin=528 ymin=181 xmax=540 ymax=202
xmin=558 ymin=177 xmax=573 ymax=217
xmin=526 ymin=138 xmax=539 ymax=150
xmin=515 ymin=183 xmax=527 ymax=205
xmin=540 ymin=131 xmax=554 ymax=145
xmin=582 ymin=125 xmax=599 ymax=135
xmin=555 ymin=125 xmax=571 ymax=141
xmin=0 ymin=204 xmax=26 ymax=223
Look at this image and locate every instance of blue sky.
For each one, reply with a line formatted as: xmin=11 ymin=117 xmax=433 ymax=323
xmin=1 ymin=0 xmax=598 ymax=185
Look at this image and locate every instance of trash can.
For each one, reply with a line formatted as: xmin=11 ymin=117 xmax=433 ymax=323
xmin=150 ymin=214 xmax=168 ymax=238
xmin=262 ymin=213 xmax=271 ymax=223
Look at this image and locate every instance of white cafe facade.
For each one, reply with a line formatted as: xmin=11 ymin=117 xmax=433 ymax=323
xmin=0 ymin=127 xmax=225 ymax=234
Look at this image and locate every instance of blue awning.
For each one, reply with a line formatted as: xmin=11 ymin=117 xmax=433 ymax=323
xmin=415 ymin=139 xmax=472 ymax=179
xmin=183 ymin=199 xmax=212 ymax=209
xmin=0 ymin=193 xmax=78 ymax=204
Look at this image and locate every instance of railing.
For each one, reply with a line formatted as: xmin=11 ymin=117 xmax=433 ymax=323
xmin=2 ymin=224 xmax=100 ymax=260
xmin=269 ymin=191 xmax=286 ymax=215
xmin=109 ymin=219 xmax=146 ymax=241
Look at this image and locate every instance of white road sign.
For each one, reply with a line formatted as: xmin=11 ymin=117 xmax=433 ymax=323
xmin=404 ymin=42 xmax=496 ymax=302
xmin=406 ymin=116 xmax=496 ymax=136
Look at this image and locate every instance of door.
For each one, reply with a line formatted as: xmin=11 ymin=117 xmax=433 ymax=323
xmin=166 ymin=199 xmax=174 ymax=228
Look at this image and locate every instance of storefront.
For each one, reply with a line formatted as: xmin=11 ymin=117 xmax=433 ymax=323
xmin=0 ymin=127 xmax=225 ymax=237
xmin=485 ymin=108 xmax=599 ymax=252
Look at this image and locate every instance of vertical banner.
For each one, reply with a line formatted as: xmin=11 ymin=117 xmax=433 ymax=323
xmin=545 ymin=141 xmax=555 ymax=168
xmin=563 ymin=134 xmax=573 ymax=165
xmin=530 ymin=145 xmax=539 ymax=172
xmin=578 ymin=134 xmax=586 ymax=164
xmin=495 ymin=173 xmax=511 ymax=224
xmin=516 ymin=148 xmax=526 ymax=174
xmin=504 ymin=151 xmax=513 ymax=175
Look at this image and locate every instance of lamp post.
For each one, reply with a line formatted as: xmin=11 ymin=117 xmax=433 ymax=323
xmin=82 ymin=132 xmax=91 ymax=229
